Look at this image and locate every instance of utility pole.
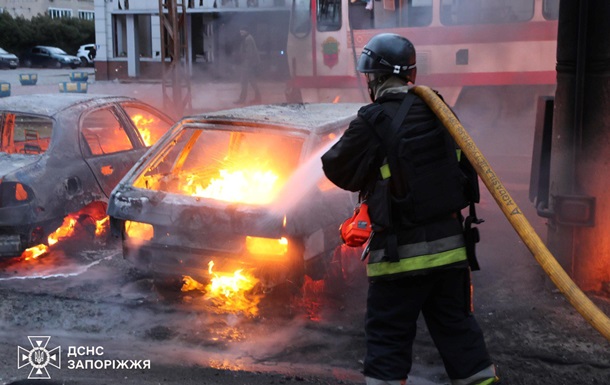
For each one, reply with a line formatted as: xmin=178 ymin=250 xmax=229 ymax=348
xmin=159 ymin=0 xmax=192 ymax=118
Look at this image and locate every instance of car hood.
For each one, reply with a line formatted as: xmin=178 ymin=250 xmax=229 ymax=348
xmin=0 ymin=153 xmax=40 ymax=178
xmin=0 ymin=53 xmax=18 ymax=60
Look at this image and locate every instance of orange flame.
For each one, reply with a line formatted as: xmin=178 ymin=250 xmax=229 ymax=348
xmin=19 ymin=209 xmax=110 ymax=261
xmin=132 ymin=114 xmax=155 ymax=146
xmin=181 ymin=162 xmax=280 ymax=205
xmin=22 ymin=244 xmax=49 ymax=261
xmin=332 ymin=95 xmax=341 ymax=103
xmin=48 ymin=217 xmax=77 ymax=246
xmin=95 ymin=216 xmax=110 ymax=237
xmin=181 ymin=261 xmax=261 ymax=316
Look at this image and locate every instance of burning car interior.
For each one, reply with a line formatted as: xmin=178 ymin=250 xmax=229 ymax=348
xmin=133 ymin=126 xmax=303 ymax=205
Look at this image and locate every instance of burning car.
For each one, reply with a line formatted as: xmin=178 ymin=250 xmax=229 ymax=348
xmin=0 ymin=94 xmax=174 ymax=259
xmin=107 ymin=103 xmax=364 ymax=290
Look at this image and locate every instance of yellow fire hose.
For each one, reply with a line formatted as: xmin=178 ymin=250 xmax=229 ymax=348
xmin=412 ymin=85 xmax=610 ymax=342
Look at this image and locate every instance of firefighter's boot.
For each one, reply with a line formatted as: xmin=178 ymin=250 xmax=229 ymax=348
xmin=451 ymin=364 xmax=499 ymax=385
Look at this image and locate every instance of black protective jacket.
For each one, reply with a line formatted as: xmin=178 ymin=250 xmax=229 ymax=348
xmin=321 ymin=91 xmax=470 ymax=279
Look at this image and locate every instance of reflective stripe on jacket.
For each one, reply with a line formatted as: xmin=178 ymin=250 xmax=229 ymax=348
xmin=367 ymin=233 xmax=468 ymax=278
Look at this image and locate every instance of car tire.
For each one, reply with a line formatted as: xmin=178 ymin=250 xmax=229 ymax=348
xmin=54 ymin=61 xmax=62 ymax=69
xmin=80 ymin=57 xmax=89 ymax=67
xmin=23 ymin=59 xmax=32 ymax=68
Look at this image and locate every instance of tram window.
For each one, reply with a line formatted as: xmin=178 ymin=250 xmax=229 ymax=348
xmin=317 ymin=0 xmax=342 ymax=31
xmin=440 ymin=0 xmax=534 ymax=26
xmin=349 ymin=0 xmax=432 ymax=30
xmin=290 ymin=0 xmax=312 ymax=38
xmin=542 ymin=0 xmax=559 ymax=20
xmin=349 ymin=1 xmax=374 ymax=30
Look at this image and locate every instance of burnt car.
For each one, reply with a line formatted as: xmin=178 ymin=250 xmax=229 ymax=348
xmin=21 ymin=46 xmax=81 ymax=69
xmin=107 ymin=103 xmax=365 ymax=289
xmin=0 ymin=94 xmax=174 ymax=258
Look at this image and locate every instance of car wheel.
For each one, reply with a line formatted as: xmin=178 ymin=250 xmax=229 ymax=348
xmin=23 ymin=60 xmax=32 ymax=68
xmin=80 ymin=57 xmax=89 ymax=67
xmin=54 ymin=61 xmax=62 ymax=69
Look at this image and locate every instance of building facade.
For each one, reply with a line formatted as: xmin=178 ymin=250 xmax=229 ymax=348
xmin=93 ymin=0 xmax=291 ymax=81
xmin=0 ymin=0 xmax=94 ymax=20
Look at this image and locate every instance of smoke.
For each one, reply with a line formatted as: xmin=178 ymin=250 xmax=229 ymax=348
xmin=270 ymin=136 xmax=341 ymax=215
xmin=0 ymin=239 xmax=366 ymax=378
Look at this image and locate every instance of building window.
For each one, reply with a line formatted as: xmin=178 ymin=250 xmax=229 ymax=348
xmin=79 ymin=10 xmax=95 ymax=20
xmin=48 ymin=8 xmax=73 ymax=19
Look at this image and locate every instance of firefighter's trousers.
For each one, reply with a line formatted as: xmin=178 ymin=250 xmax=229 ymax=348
xmin=363 ymin=268 xmax=494 ymax=383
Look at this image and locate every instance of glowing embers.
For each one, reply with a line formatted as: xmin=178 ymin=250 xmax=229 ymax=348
xmin=182 ymin=261 xmax=262 ymax=317
xmin=245 ymin=236 xmax=288 ymax=256
xmin=181 ymin=162 xmax=280 ymax=205
xmin=20 ymin=206 xmax=110 ymax=261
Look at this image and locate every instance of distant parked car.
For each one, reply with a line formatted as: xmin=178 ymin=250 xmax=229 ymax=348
xmin=21 ymin=46 xmax=81 ymax=69
xmin=77 ymin=44 xmax=96 ymax=67
xmin=0 ymin=94 xmax=174 ymax=258
xmin=0 ymin=47 xmax=19 ymax=69
xmin=107 ymin=103 xmax=366 ymax=290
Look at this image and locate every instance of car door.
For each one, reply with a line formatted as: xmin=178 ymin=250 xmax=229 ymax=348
xmin=39 ymin=47 xmax=53 ymax=67
xmin=80 ymin=105 xmax=148 ymax=197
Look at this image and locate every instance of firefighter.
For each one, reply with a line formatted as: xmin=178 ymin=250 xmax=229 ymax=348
xmin=321 ymin=33 xmax=499 ymax=385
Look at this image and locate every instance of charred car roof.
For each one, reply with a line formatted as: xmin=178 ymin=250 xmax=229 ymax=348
xmin=0 ymin=94 xmax=139 ymax=116
xmin=182 ymin=103 xmax=363 ymax=135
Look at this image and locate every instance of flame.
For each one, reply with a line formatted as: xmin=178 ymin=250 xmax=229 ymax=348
xmin=48 ymin=217 xmax=77 ymax=246
xmin=95 ymin=216 xmax=110 ymax=237
xmin=332 ymin=95 xmax=341 ymax=103
xmin=22 ymin=244 xmax=49 ymax=261
xmin=19 ymin=208 xmax=110 ymax=261
xmin=132 ymin=114 xmax=155 ymax=146
xmin=181 ymin=162 xmax=280 ymax=205
xmin=181 ymin=261 xmax=261 ymax=316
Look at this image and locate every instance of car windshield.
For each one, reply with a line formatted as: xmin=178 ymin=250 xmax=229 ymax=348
xmin=48 ymin=47 xmax=68 ymax=55
xmin=0 ymin=48 xmax=8 ymax=54
xmin=0 ymin=113 xmax=53 ymax=155
xmin=133 ymin=125 xmax=304 ymax=205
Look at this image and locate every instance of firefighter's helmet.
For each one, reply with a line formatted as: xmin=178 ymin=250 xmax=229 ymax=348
xmin=357 ymin=33 xmax=417 ymax=81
